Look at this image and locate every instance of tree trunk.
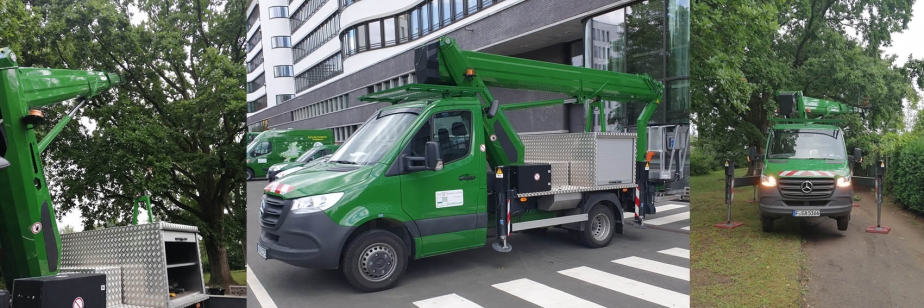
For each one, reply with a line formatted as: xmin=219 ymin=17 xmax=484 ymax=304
xmin=745 ymin=93 xmax=772 ymax=176
xmin=204 ymin=238 xmax=236 ymax=290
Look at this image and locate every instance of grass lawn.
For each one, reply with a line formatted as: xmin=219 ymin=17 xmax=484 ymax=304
xmin=203 ymin=269 xmax=247 ymax=286
xmin=690 ymin=169 xmax=805 ymax=308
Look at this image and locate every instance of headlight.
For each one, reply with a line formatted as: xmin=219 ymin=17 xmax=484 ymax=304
xmin=269 ymin=165 xmax=281 ymax=171
xmin=836 ymin=176 xmax=851 ymax=187
xmin=761 ymin=175 xmax=777 ymax=187
xmin=290 ymin=193 xmax=344 ymax=214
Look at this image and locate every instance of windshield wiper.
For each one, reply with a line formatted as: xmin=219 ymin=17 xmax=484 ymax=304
xmin=329 ymin=160 xmax=357 ymax=165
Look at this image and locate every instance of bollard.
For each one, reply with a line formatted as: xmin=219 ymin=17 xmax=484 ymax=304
xmin=866 ymin=160 xmax=890 ymax=234
xmin=715 ymin=160 xmax=744 ymax=229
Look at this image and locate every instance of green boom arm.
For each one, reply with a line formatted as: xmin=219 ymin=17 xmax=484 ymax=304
xmin=0 ymin=47 xmax=124 ymax=286
xmin=777 ymin=91 xmax=859 ymax=119
xmin=417 ymin=37 xmax=664 ymax=167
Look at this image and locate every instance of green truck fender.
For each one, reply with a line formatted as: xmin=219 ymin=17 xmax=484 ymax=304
xmin=331 ymin=207 xmax=420 ymax=260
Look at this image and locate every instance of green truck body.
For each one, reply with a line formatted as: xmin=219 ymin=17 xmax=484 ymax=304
xmin=256 ymin=37 xmax=669 ymax=292
xmin=267 ymin=144 xmax=339 ymax=181
xmin=758 ymin=91 xmax=862 ymax=232
xmin=246 ymin=129 xmax=335 ymax=180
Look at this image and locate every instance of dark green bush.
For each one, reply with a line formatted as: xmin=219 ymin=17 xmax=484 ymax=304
xmin=691 ymin=147 xmax=717 ymax=176
xmin=890 ymin=135 xmax=924 ymax=214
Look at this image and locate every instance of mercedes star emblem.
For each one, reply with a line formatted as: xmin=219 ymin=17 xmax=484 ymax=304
xmin=801 ymin=181 xmax=814 ymax=193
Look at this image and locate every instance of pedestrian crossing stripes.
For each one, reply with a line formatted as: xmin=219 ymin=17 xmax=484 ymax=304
xmin=413 ymin=293 xmax=484 ymax=308
xmin=415 ymin=247 xmax=690 ymax=308
xmin=493 ymin=279 xmax=605 ymax=308
xmin=644 ymin=212 xmax=690 ymax=225
xmin=658 ymin=247 xmax=690 ymax=259
xmin=612 ymin=256 xmax=689 ymax=281
xmin=625 ymin=201 xmax=690 ymax=230
xmin=559 ymin=266 xmax=690 ymax=308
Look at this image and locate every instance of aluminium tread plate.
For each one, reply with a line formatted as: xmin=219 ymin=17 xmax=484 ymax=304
xmin=517 ymin=183 xmax=638 ymax=198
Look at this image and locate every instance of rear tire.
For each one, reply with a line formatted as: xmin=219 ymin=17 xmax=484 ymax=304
xmin=576 ymin=203 xmax=616 ymax=248
xmin=246 ymin=169 xmax=254 ymax=181
xmin=341 ymin=229 xmax=407 ymax=292
xmin=836 ymin=216 xmax=849 ymax=231
xmin=761 ymin=215 xmax=774 ymax=233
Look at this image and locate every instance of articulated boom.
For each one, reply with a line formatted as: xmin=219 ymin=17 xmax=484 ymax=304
xmin=414 ymin=37 xmax=664 ymax=169
xmin=776 ymin=91 xmax=860 ymax=120
xmin=0 ymin=47 xmax=124 ymax=286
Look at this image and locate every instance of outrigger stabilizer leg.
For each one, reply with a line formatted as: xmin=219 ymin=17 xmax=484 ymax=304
xmin=492 ymin=166 xmax=513 ymax=252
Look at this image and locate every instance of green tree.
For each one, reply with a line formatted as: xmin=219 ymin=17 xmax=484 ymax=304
xmin=692 ymin=0 xmax=920 ymax=175
xmin=59 ymin=224 xmax=76 ymax=234
xmin=11 ymin=0 xmax=246 ymax=289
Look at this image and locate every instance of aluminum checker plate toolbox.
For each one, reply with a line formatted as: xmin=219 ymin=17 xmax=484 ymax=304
xmin=519 ymin=132 xmax=637 ymax=197
xmin=61 ymin=222 xmax=208 ymax=308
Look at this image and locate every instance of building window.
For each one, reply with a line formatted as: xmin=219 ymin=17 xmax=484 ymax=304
xmin=292 ymin=14 xmax=340 ymax=63
xmin=246 ymin=27 xmax=262 ymax=53
xmin=246 ymin=50 xmax=264 ymax=73
xmin=341 ymin=0 xmax=505 ymax=58
xmin=277 ymin=94 xmax=295 ymax=104
xmin=295 ymin=54 xmax=343 ymax=93
xmin=271 ymin=36 xmax=292 ymax=48
xmin=246 ymin=6 xmax=260 ymax=31
xmin=269 ymin=6 xmax=289 ymax=18
xmin=248 ymin=121 xmax=267 ymax=132
xmin=290 ymin=0 xmax=329 ymax=32
xmin=247 ymin=73 xmax=265 ymax=93
xmin=291 ymin=94 xmax=350 ymax=121
xmin=333 ymin=124 xmax=360 ymax=142
xmin=585 ymin=0 xmax=688 ymax=128
xmin=367 ymin=73 xmax=415 ymax=94
xmin=340 ymin=0 xmax=361 ymax=7
xmin=274 ymin=65 xmax=295 ymax=77
xmin=247 ymin=95 xmax=268 ymax=113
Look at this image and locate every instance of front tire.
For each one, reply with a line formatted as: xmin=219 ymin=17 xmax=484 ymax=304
xmin=575 ymin=203 xmax=616 ymax=248
xmin=246 ymin=168 xmax=254 ymax=181
xmin=341 ymin=229 xmax=408 ymax=292
xmin=836 ymin=215 xmax=849 ymax=231
xmin=761 ymin=215 xmax=774 ymax=233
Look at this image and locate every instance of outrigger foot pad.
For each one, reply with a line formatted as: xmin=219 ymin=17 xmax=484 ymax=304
xmin=492 ymin=241 xmax=513 ymax=252
xmin=632 ymin=220 xmax=647 ymax=229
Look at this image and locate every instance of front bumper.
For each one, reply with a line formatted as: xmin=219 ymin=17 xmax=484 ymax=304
xmin=257 ymin=203 xmax=353 ymax=269
xmin=758 ymin=184 xmax=853 ymax=218
xmin=266 ymin=170 xmax=280 ymax=181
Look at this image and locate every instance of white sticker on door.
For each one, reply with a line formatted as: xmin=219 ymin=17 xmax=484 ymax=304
xmin=257 ymin=158 xmax=267 ymax=163
xmin=435 ymin=189 xmax=464 ymax=208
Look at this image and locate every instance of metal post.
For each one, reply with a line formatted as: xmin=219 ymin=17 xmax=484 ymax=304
xmin=866 ymin=160 xmax=890 ymax=234
xmin=492 ymin=166 xmax=512 ymax=252
xmin=715 ymin=159 xmax=744 ymax=229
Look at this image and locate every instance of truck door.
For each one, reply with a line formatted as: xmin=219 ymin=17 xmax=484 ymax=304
xmin=249 ymin=138 xmax=273 ymax=176
xmin=399 ymin=106 xmax=486 ymax=256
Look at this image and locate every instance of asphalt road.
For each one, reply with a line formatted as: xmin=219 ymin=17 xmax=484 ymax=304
xmin=803 ymin=191 xmax=924 ymax=307
xmin=246 ymin=180 xmax=691 ymax=308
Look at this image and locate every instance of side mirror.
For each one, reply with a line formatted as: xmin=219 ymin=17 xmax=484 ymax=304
xmin=424 ymin=141 xmax=442 ymax=171
xmin=0 ymin=156 xmax=9 ymax=169
xmin=853 ymin=148 xmax=862 ymax=163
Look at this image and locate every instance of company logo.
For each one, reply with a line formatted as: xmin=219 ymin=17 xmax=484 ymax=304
xmin=801 ymin=181 xmax=814 ymax=193
xmin=259 ymin=196 xmax=266 ymax=218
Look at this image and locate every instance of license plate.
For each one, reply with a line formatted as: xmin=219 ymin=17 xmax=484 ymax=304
xmin=257 ymin=244 xmax=267 ymax=259
xmin=793 ymin=210 xmax=820 ymax=217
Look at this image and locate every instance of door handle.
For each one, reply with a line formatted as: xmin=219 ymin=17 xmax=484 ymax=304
xmin=458 ymin=175 xmax=476 ymax=181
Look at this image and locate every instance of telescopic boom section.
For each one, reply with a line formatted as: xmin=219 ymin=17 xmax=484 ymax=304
xmin=0 ymin=46 xmax=124 ymax=287
xmin=777 ymin=91 xmax=860 ymax=119
xmin=415 ymin=37 xmax=664 ymax=167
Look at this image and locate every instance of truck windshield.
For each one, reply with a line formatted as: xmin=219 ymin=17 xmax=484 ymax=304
xmin=328 ymin=112 xmax=418 ymax=165
xmin=295 ymin=147 xmax=322 ymax=162
xmin=768 ymin=129 xmax=846 ymax=160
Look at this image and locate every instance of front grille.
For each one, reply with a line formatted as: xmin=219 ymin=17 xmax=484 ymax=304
xmin=260 ymin=195 xmax=286 ymax=228
xmin=778 ymin=177 xmax=835 ymax=199
xmin=783 ymin=200 xmax=831 ymax=207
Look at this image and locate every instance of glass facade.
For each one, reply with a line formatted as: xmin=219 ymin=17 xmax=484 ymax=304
xmin=290 ymin=0 xmax=329 ymax=32
xmin=292 ymin=14 xmax=340 ymax=63
xmin=269 ymin=6 xmax=289 ymax=18
xmin=247 ymin=72 xmax=265 ymax=94
xmin=246 ymin=6 xmax=260 ymax=32
xmin=246 ymin=27 xmax=262 ymax=53
xmin=295 ymin=54 xmax=343 ymax=93
xmin=585 ymin=0 xmax=689 ymax=131
xmin=246 ymin=50 xmax=263 ymax=73
xmin=271 ymin=36 xmax=292 ymax=48
xmin=247 ymin=95 xmax=268 ymax=113
xmin=340 ymin=0 xmax=503 ymax=57
xmin=274 ymin=65 xmax=295 ymax=77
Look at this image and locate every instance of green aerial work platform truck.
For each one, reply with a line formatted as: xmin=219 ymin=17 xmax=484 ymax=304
xmin=755 ymin=91 xmax=864 ymax=232
xmin=246 ymin=129 xmax=335 ymax=180
xmin=256 ymin=37 xmax=679 ymax=292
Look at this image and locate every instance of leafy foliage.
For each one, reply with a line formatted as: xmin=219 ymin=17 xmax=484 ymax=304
xmin=8 ymin=0 xmax=247 ymax=288
xmin=693 ymin=0 xmax=921 ymax=175
xmin=890 ymin=135 xmax=924 ymax=213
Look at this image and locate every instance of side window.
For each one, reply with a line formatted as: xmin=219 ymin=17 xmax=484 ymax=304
xmin=252 ymin=141 xmax=272 ymax=156
xmin=403 ymin=110 xmax=472 ymax=166
xmin=432 ymin=111 xmax=472 ymax=164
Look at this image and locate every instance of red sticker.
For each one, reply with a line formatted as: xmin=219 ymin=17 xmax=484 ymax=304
xmin=73 ymin=297 xmax=84 ymax=308
xmin=534 ymin=173 xmax=540 ymax=181
xmin=31 ymin=222 xmax=41 ymax=234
